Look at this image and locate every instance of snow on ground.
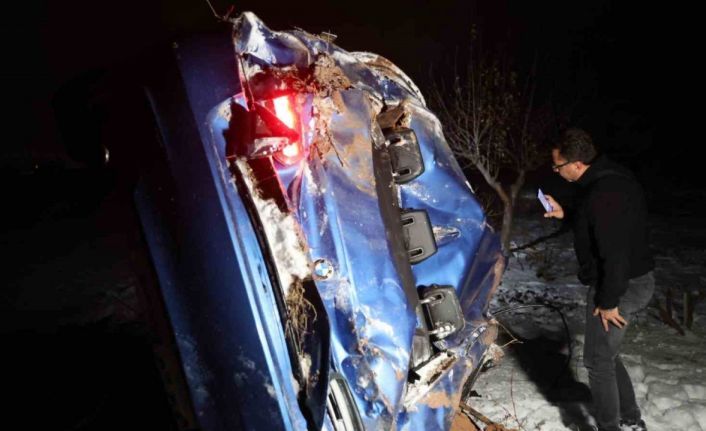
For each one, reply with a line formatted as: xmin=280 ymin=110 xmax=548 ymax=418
xmin=468 ymin=202 xmax=706 ymax=431
xmin=7 ymin=170 xmax=704 ymax=430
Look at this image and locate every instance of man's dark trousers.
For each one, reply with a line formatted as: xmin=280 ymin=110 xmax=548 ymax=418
xmin=584 ymin=271 xmax=655 ymax=431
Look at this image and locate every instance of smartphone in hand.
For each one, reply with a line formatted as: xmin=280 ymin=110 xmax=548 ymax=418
xmin=537 ymin=188 xmax=553 ymax=212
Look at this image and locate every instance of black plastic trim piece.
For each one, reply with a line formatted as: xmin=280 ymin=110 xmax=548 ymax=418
xmin=384 ymin=128 xmax=424 ymax=184
xmin=401 ymin=210 xmax=437 ymax=264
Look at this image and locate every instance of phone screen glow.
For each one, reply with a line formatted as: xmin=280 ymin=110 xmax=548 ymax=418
xmin=537 ymin=188 xmax=553 ymax=212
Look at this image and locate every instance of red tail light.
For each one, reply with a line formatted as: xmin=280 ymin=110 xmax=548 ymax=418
xmin=268 ymin=95 xmax=304 ymax=166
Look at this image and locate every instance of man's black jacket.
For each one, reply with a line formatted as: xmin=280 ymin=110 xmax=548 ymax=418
xmin=571 ymin=156 xmax=654 ymax=309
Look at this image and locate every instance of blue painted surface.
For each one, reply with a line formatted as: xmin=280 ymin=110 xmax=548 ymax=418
xmin=135 ymin=35 xmax=307 ymax=431
xmin=135 ymin=12 xmax=503 ymax=431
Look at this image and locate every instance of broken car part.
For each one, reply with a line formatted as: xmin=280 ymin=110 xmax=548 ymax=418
xmin=132 ymin=11 xmax=505 ymax=431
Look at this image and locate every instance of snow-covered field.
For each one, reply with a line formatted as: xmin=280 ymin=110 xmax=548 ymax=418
xmin=467 ymin=204 xmax=706 ymax=431
xmin=6 ymin=174 xmax=704 ymax=430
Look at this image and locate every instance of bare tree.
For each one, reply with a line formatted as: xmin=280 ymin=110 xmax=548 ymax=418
xmin=430 ymin=43 xmax=553 ymax=254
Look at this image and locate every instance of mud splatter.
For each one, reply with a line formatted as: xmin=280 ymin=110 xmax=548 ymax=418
xmin=423 ymin=390 xmax=455 ymax=409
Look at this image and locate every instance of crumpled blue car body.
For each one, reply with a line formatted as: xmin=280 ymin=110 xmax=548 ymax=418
xmin=134 ymin=12 xmax=504 ymax=431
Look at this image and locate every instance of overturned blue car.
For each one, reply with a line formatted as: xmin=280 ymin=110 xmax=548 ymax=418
xmin=135 ymin=12 xmax=504 ymax=431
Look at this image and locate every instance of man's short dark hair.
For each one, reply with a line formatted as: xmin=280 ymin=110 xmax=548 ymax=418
xmin=554 ymin=128 xmax=597 ymax=164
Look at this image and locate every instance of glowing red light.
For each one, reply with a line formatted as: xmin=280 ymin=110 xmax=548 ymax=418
xmin=281 ymin=142 xmax=300 ymax=158
xmin=271 ymin=95 xmax=304 ymax=166
xmin=272 ymin=96 xmax=296 ymax=129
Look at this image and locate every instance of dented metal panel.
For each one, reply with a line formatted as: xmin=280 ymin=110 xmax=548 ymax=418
xmin=137 ymin=11 xmax=504 ymax=431
xmin=225 ymin=12 xmax=504 ymax=430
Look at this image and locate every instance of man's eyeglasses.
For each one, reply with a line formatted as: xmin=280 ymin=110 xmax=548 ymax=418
xmin=552 ymin=161 xmax=572 ymax=172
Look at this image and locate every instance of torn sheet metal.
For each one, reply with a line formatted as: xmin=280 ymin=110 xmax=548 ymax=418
xmin=136 ymin=11 xmax=505 ymax=430
xmin=226 ymin=11 xmax=505 ymax=431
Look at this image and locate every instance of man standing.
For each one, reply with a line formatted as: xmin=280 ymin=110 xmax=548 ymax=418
xmin=543 ymin=129 xmax=654 ymax=431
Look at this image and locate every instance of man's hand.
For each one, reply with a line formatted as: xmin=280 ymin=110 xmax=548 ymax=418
xmin=543 ymin=195 xmax=564 ymax=219
xmin=593 ymin=307 xmax=627 ymax=332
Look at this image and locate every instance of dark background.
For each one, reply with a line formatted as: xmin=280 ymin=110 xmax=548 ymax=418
xmin=1 ymin=0 xmax=680 ymax=174
xmin=0 ymin=1 xmax=694 ymax=429
xmin=3 ymin=0 xmax=696 ymax=205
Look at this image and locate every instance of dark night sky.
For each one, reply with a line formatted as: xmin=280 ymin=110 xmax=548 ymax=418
xmin=0 ymin=0 xmax=692 ymax=187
